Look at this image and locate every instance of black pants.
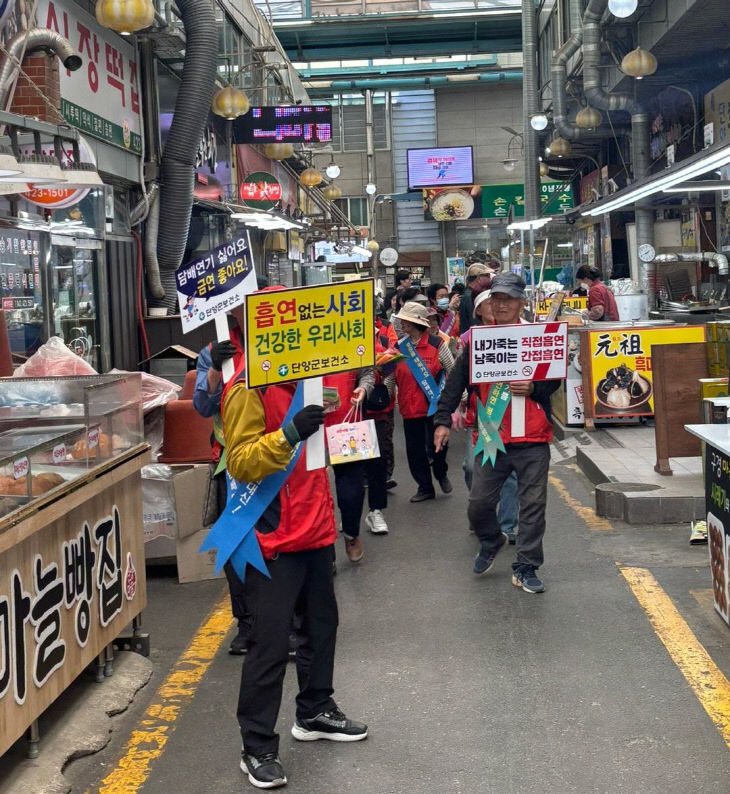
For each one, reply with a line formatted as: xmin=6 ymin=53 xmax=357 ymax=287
xmin=333 ymin=460 xmax=365 ymax=538
xmin=402 ymin=415 xmax=447 ymax=495
xmin=216 ymin=471 xmax=249 ymax=629
xmin=379 ymin=412 xmax=395 ymax=479
xmin=237 ymin=546 xmax=338 ymax=755
xmin=363 ymin=418 xmax=388 ymax=511
xmin=467 ymin=442 xmax=550 ymax=572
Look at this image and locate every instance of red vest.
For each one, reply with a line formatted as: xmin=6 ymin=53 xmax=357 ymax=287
xmin=222 ymin=373 xmax=336 ymax=559
xmin=394 ymin=332 xmax=444 ymax=419
xmin=476 ymin=383 xmax=553 ymax=444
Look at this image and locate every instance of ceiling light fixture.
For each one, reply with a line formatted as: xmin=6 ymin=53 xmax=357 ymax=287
xmin=507 ymin=217 xmax=552 ymax=231
xmin=663 ymin=180 xmax=730 ymax=192
xmin=530 ymin=113 xmax=549 ymax=131
xmin=502 ymin=158 xmax=517 ymax=172
xmin=325 ymin=158 xmax=341 ymax=179
xmin=608 ymin=0 xmax=638 ymax=18
xmin=365 ymin=182 xmax=377 ymax=195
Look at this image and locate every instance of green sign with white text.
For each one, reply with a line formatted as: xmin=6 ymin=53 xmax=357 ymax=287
xmin=481 ymin=181 xmax=574 ymax=219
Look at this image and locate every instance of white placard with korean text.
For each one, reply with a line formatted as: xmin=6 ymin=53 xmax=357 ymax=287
xmin=37 ymin=0 xmax=142 ymax=153
xmin=469 ymin=322 xmax=569 ymax=384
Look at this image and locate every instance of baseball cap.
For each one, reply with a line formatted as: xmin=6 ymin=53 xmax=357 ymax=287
xmin=489 ymin=272 xmax=526 ymax=298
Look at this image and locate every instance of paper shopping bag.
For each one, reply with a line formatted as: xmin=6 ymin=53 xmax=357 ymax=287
xmin=325 ymin=405 xmax=380 ymax=465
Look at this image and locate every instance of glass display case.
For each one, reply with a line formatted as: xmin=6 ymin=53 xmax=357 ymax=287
xmin=0 ymin=374 xmax=144 ymax=524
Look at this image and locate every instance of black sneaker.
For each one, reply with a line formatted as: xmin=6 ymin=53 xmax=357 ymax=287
xmin=410 ymin=489 xmax=435 ymax=503
xmin=229 ymin=628 xmax=249 ymax=655
xmin=240 ymin=750 xmax=287 ymax=789
xmin=512 ymin=566 xmax=546 ymax=593
xmin=438 ymin=476 xmax=453 ymax=494
xmin=288 ymin=632 xmax=298 ymax=660
xmin=291 ymin=708 xmax=368 ymax=742
xmin=386 ymin=479 xmax=397 ymax=490
xmin=473 ymin=533 xmax=508 ymax=576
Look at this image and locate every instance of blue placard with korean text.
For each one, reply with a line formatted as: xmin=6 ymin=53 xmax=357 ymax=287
xmin=175 ymin=233 xmax=257 ymax=333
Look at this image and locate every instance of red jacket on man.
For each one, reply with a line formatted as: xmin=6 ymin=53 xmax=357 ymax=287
xmin=222 ymin=368 xmax=337 ymax=559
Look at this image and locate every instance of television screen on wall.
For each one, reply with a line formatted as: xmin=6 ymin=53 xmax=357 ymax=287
xmin=233 ymin=106 xmax=332 ymax=144
xmin=407 ymin=146 xmax=474 ymax=189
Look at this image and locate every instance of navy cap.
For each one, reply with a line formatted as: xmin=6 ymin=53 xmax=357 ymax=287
xmin=490 ymin=272 xmax=526 ymax=298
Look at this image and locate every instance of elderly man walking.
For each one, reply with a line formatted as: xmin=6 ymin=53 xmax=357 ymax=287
xmin=434 ymin=273 xmax=559 ymax=593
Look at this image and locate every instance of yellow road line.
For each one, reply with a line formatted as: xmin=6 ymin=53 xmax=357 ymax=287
xmin=620 ymin=566 xmax=730 ymax=748
xmin=96 ymin=590 xmax=233 ymax=794
xmin=548 ymin=471 xmax=612 ymax=531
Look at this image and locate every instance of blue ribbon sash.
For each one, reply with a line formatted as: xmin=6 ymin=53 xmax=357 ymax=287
xmin=199 ymin=381 xmax=305 ymax=581
xmin=399 ymin=335 xmax=444 ymax=417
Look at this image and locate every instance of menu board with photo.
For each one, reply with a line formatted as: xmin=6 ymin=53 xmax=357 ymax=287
xmin=0 ymin=229 xmax=44 ymax=357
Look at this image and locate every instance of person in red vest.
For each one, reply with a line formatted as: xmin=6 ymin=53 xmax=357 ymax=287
xmin=433 ymin=273 xmax=560 ymax=594
xmin=222 ymin=344 xmax=367 ymax=789
xmin=575 ymin=265 xmax=620 ymax=321
xmin=384 ymin=301 xmax=455 ymax=502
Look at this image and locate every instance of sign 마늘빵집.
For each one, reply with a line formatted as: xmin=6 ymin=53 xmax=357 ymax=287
xmin=469 ymin=322 xmax=568 ymax=384
xmin=587 ymin=325 xmax=706 ymax=417
xmin=244 ymin=280 xmax=375 ymax=389
xmin=175 ymin=234 xmax=257 ymax=333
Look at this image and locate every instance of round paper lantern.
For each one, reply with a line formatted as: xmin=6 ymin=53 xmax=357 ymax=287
xmin=366 ymin=240 xmax=380 ymax=253
xmin=322 ymin=184 xmax=342 ymax=201
xmin=575 ymin=106 xmax=602 ymax=129
xmin=211 ymin=85 xmax=250 ymax=120
xmin=300 ymin=167 xmax=323 ymax=188
xmin=539 ymin=162 xmax=549 ymax=176
xmin=264 ymin=143 xmax=294 ymax=160
xmin=550 ymin=136 xmax=572 ymax=157
xmin=621 ymin=47 xmax=658 ymax=79
xmin=95 ymin=0 xmax=154 ymax=34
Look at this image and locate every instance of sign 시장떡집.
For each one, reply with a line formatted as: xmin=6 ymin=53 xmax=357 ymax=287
xmin=587 ymin=325 xmax=706 ymax=417
xmin=175 ymin=234 xmax=257 ymax=333
xmin=244 ymin=280 xmax=375 ymax=389
xmin=469 ymin=322 xmax=568 ymax=384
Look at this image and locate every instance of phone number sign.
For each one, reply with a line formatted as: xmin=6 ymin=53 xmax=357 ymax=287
xmin=470 ymin=322 xmax=568 ymax=383
xmin=244 ymin=280 xmax=375 ymax=388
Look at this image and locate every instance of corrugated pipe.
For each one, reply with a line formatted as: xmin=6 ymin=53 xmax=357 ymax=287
xmin=144 ymin=188 xmax=165 ymax=300
xmin=654 ymin=252 xmax=729 ymax=276
xmin=319 ymin=72 xmax=522 ymax=91
xmin=156 ymin=0 xmax=218 ymax=274
xmin=0 ymin=28 xmax=82 ymax=108
xmin=521 ymin=0 xmax=540 ymax=219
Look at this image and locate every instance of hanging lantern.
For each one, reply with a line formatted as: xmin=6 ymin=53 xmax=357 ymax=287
xmin=322 ymin=183 xmax=342 ymax=201
xmin=300 ymin=167 xmax=323 ymax=188
xmin=575 ymin=106 xmax=602 ymax=130
xmin=620 ymin=47 xmax=658 ymax=79
xmin=211 ymin=85 xmax=250 ymax=120
xmin=550 ymin=136 xmax=572 ymax=157
xmin=95 ymin=0 xmax=154 ymax=35
xmin=539 ymin=162 xmax=549 ymax=177
xmin=264 ymin=142 xmax=294 ymax=160
xmin=366 ymin=240 xmax=380 ymax=253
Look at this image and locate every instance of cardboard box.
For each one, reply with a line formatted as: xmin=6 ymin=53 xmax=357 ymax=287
xmin=174 ymin=465 xmax=211 ymax=540
xmin=700 ymin=378 xmax=729 ymax=400
xmin=176 ymin=528 xmax=224 ymax=584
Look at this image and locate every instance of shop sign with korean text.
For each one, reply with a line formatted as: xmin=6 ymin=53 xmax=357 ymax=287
xmin=37 ymin=0 xmax=142 ymax=153
xmin=244 ymin=280 xmax=375 ymax=389
xmin=240 ymin=171 xmax=282 ymax=210
xmin=175 ymin=234 xmax=257 ymax=333
xmin=587 ymin=325 xmax=706 ymax=417
xmin=470 ymin=322 xmax=568 ymax=384
xmin=705 ymin=443 xmax=730 ymax=624
xmin=481 ymin=182 xmax=574 ymax=219
xmin=535 ymin=296 xmax=587 ymax=319
xmin=0 ymin=473 xmax=146 ymax=756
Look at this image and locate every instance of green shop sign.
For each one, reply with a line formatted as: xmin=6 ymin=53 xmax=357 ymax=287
xmin=481 ymin=181 xmax=574 ymax=219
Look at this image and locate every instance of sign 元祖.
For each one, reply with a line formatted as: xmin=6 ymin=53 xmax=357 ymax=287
xmin=407 ymin=146 xmax=474 ymax=190
xmin=587 ymin=325 xmax=706 ymax=417
xmin=469 ymin=322 xmax=569 ymax=384
xmin=233 ymin=106 xmax=332 ymax=145
xmin=37 ymin=0 xmax=142 ymax=153
xmin=244 ymin=280 xmax=375 ymax=389
xmin=175 ymin=234 xmax=257 ymax=333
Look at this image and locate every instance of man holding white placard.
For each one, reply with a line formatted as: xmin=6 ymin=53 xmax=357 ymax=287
xmin=434 ymin=273 xmax=561 ymax=594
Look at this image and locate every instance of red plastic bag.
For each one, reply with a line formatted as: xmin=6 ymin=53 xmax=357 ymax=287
xmin=13 ymin=336 xmax=97 ymax=377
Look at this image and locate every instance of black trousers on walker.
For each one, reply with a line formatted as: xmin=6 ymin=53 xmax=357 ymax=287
xmin=402 ymin=415 xmax=447 ymax=494
xmin=237 ymin=545 xmax=338 ymax=755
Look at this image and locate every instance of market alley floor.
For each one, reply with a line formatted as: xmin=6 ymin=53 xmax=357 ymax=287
xmin=63 ymin=433 xmax=730 ymax=794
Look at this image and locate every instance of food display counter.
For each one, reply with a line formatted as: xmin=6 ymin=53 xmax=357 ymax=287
xmin=0 ymin=374 xmax=148 ymax=757
xmin=685 ymin=424 xmax=730 ymax=626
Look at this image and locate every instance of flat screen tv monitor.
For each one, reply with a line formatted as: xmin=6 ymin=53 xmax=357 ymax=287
xmin=407 ymin=146 xmax=474 ymax=189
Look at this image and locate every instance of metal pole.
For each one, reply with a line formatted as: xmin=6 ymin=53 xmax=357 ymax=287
xmin=522 ymin=0 xmax=541 ymax=219
xmin=364 ymin=88 xmax=378 ymax=281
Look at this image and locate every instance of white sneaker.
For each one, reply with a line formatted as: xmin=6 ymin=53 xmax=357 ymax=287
xmin=366 ymin=509 xmax=389 ymax=534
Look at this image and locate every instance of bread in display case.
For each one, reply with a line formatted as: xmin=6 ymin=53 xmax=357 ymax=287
xmin=0 ymin=374 xmax=144 ymax=525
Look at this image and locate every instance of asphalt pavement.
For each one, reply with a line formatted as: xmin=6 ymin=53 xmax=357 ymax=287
xmin=29 ymin=431 xmax=730 ymax=792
